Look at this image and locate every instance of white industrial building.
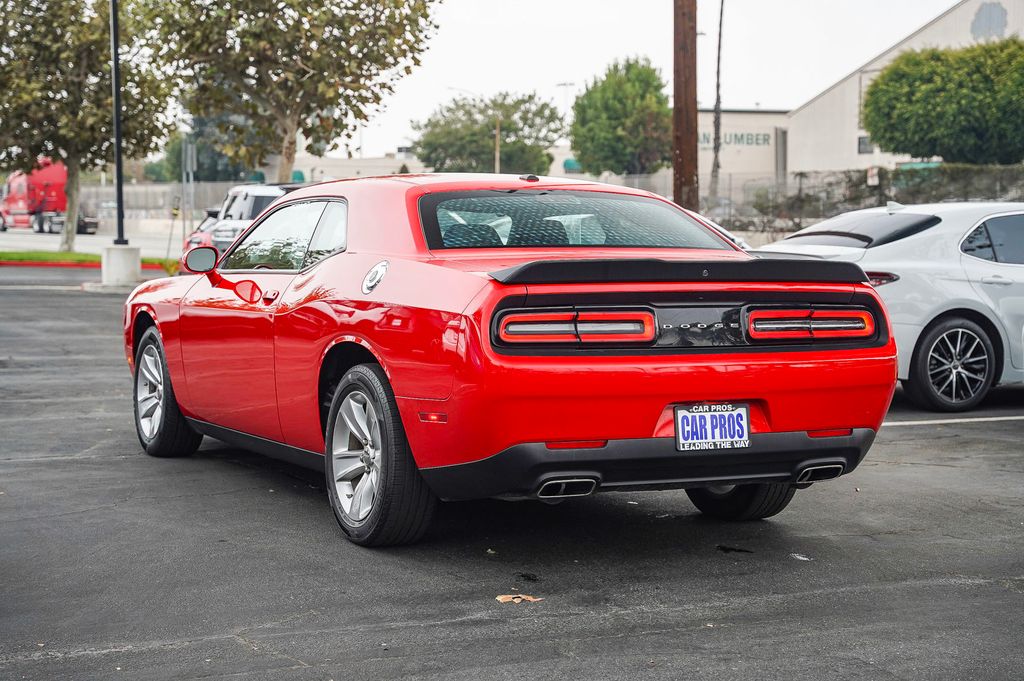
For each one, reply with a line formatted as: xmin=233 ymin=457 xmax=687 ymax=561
xmin=786 ymin=0 xmax=1024 ymax=173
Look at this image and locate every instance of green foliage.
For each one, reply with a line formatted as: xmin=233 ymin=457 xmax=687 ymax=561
xmin=145 ymin=117 xmax=251 ymax=182
xmin=140 ymin=0 xmax=440 ymax=182
xmin=0 ymin=0 xmax=170 ymax=249
xmin=413 ymin=93 xmax=564 ymax=175
xmin=863 ymin=38 xmax=1024 ymax=164
xmin=0 ymin=0 xmax=169 ymax=171
xmin=570 ymin=58 xmax=672 ymax=175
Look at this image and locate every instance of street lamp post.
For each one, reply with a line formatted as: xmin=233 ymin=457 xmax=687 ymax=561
xmin=99 ymin=0 xmax=141 ymax=288
xmin=109 ymin=0 xmax=127 ymax=245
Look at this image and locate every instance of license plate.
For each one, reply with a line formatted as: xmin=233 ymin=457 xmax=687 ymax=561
xmin=675 ymin=403 xmax=750 ymax=451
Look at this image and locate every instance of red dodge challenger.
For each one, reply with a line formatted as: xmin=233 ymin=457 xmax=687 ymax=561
xmin=123 ymin=174 xmax=897 ymax=546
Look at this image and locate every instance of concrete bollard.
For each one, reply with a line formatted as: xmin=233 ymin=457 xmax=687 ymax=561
xmin=101 ymin=245 xmax=142 ymax=286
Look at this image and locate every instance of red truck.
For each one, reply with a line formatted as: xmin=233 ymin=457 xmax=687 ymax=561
xmin=0 ymin=158 xmax=98 ymax=234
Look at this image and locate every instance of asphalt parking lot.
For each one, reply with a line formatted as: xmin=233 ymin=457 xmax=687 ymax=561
xmin=1 ymin=267 xmax=1023 ymax=680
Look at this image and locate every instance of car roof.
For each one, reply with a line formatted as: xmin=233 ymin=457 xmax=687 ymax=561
xmin=228 ymin=184 xmax=287 ymax=196
xmin=284 ymin=173 xmax=648 ymax=197
xmin=852 ymin=201 xmax=1024 ymax=222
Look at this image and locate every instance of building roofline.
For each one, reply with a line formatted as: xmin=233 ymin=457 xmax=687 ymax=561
xmin=788 ymin=0 xmax=968 ymax=117
xmin=698 ymin=108 xmax=789 ymax=115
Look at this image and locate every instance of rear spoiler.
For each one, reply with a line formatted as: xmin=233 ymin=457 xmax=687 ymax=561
xmin=489 ymin=258 xmax=868 ymax=285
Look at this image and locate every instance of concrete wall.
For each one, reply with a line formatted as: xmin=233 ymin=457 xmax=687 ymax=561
xmin=787 ymin=0 xmax=1024 ymax=172
xmin=549 ymin=109 xmax=788 ymax=181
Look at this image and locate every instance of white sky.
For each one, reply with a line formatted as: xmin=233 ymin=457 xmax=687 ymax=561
xmin=351 ymin=0 xmax=959 ymax=157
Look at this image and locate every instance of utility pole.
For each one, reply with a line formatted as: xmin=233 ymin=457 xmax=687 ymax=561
xmin=109 ymin=0 xmax=127 ymax=245
xmin=709 ymin=0 xmax=725 ymax=207
xmin=494 ymin=114 xmax=501 ymax=174
xmin=673 ymin=0 xmax=699 ymax=210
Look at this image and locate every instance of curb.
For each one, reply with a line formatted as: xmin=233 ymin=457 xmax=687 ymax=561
xmin=80 ymin=282 xmax=138 ymax=295
xmin=0 ymin=260 xmax=166 ymax=271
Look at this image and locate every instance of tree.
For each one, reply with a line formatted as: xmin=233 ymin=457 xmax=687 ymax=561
xmin=571 ymin=58 xmax=672 ymax=176
xmin=145 ymin=117 xmax=251 ymax=182
xmin=0 ymin=0 xmax=170 ymax=251
xmin=863 ymin=38 xmax=1024 ymax=165
xmin=413 ymin=93 xmax=564 ymax=174
xmin=142 ymin=0 xmax=439 ymax=183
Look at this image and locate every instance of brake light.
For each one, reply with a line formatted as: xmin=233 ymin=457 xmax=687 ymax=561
xmin=498 ymin=309 xmax=656 ymax=344
xmin=865 ymin=271 xmax=900 ymax=287
xmin=748 ymin=309 xmax=876 ymax=340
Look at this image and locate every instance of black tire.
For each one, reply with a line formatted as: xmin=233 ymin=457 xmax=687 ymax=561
xmin=903 ymin=317 xmax=996 ymax=412
xmin=324 ymin=364 xmax=437 ymax=547
xmin=133 ymin=326 xmax=202 ymax=457
xmin=686 ymin=483 xmax=796 ymax=520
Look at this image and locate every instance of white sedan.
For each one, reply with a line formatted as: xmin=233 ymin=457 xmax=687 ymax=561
xmin=760 ymin=202 xmax=1024 ymax=411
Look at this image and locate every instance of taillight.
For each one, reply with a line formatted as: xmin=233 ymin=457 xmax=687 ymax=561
xmin=575 ymin=311 xmax=656 ymax=343
xmin=747 ymin=308 xmax=876 ymax=341
xmin=498 ymin=309 xmax=656 ymax=344
xmin=865 ymin=271 xmax=899 ymax=287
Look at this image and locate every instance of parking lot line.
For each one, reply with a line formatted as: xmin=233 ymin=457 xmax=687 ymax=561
xmin=883 ymin=415 xmax=1024 ymax=427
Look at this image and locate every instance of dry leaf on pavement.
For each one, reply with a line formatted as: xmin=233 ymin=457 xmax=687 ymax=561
xmin=496 ymin=594 xmax=543 ymax=604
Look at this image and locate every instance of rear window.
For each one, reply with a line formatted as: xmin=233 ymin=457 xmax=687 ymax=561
xmin=783 ymin=211 xmax=941 ymax=249
xmin=247 ymin=194 xmax=277 ymax=220
xmin=420 ymin=190 xmax=730 ymax=251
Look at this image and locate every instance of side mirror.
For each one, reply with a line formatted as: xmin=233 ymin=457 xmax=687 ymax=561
xmin=205 ymin=207 xmax=220 ymax=219
xmin=182 ymin=246 xmax=218 ymax=274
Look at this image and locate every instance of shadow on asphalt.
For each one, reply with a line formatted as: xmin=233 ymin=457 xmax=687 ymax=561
xmin=175 ymin=382 xmax=1024 ymax=561
xmin=888 ymin=382 xmax=1024 ymax=415
xmin=191 ymin=442 xmax=805 ymax=562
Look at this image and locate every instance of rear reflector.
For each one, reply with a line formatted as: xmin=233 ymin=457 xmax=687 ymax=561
xmin=748 ymin=309 xmax=875 ymax=340
xmin=545 ymin=440 xmax=608 ymax=450
xmin=807 ymin=428 xmax=853 ymax=438
xmin=499 ymin=309 xmax=656 ymax=344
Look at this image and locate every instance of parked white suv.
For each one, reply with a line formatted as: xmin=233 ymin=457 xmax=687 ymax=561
xmin=208 ymin=184 xmax=291 ymax=254
xmin=760 ymin=202 xmax=1024 ymax=411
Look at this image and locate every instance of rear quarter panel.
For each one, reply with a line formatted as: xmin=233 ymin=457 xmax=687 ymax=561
xmin=274 ymin=252 xmax=491 ymax=453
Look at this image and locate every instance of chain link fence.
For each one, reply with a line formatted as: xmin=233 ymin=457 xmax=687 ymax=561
xmin=79 ymin=181 xmax=238 ymax=221
xmin=594 ymin=164 xmax=1024 ymax=244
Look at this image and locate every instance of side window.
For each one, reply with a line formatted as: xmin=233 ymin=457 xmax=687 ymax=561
xmin=221 ymin=201 xmax=326 ymax=270
xmin=984 ymin=214 xmax=1024 ymax=265
xmin=962 ymin=224 xmax=995 ymax=261
xmin=303 ymin=201 xmax=348 ymax=268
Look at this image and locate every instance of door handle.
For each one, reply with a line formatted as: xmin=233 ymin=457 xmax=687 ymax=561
xmin=981 ymin=275 xmax=1013 ymax=286
xmin=262 ymin=289 xmax=280 ymax=303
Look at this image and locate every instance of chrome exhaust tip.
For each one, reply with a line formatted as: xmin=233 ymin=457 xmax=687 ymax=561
xmin=797 ymin=464 xmax=845 ymax=484
xmin=537 ymin=478 xmax=598 ymax=499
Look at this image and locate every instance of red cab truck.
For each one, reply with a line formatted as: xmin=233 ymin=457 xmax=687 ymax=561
xmin=0 ymin=158 xmax=98 ymax=234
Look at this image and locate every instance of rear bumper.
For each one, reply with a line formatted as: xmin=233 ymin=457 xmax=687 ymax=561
xmin=419 ymin=428 xmax=875 ymax=501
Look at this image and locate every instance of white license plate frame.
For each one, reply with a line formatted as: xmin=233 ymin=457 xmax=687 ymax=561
xmin=675 ymin=403 xmax=751 ymax=452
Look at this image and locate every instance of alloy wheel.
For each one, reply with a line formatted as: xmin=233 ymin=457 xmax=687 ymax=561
xmin=927 ymin=328 xmax=989 ymax=404
xmin=135 ymin=345 xmax=165 ymax=439
xmin=331 ymin=390 xmax=384 ymax=522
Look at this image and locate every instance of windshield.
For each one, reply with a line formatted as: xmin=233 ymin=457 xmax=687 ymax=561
xmin=420 ymin=190 xmax=730 ymax=251
xmin=784 ymin=211 xmax=941 ymax=249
